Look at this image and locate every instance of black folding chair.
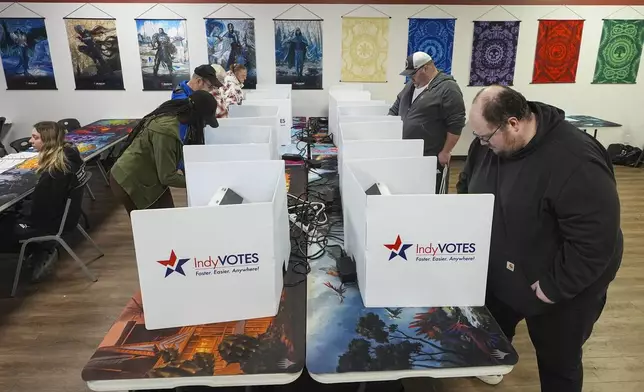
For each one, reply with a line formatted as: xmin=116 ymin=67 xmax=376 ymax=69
xmin=57 ymin=118 xmax=81 ymax=133
xmin=11 ymin=172 xmax=103 ymax=296
xmin=10 ymin=137 xmax=31 ymax=153
xmin=636 ymin=148 xmax=644 ymax=168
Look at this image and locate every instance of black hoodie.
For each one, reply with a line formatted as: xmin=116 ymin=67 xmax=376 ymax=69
xmin=27 ymin=145 xmax=84 ymax=233
xmin=457 ymin=102 xmax=623 ymax=316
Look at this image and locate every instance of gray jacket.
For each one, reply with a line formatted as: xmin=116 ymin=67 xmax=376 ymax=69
xmin=388 ymin=73 xmax=466 ymax=157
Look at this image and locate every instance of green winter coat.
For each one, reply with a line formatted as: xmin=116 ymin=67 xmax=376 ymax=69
xmin=111 ymin=115 xmax=186 ymax=209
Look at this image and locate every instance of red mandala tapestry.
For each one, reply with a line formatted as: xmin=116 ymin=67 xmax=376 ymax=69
xmin=532 ymin=19 xmax=584 ymax=84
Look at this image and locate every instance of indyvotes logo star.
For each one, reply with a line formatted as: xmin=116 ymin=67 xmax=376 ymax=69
xmin=384 ymin=235 xmax=413 ymax=261
xmin=157 ymin=250 xmax=190 ymax=278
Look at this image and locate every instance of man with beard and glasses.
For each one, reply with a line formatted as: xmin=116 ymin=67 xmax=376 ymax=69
xmin=457 ymin=85 xmax=623 ymax=392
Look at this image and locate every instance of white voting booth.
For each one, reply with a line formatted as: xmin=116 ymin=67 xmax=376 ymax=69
xmin=342 ymin=156 xmax=494 ymax=308
xmin=244 ymin=88 xmax=293 ymax=140
xmin=339 ymin=138 xmax=424 ymax=256
xmin=336 ymin=118 xmax=402 ymax=149
xmin=228 ymin=105 xmax=291 ymax=147
xmin=334 ymin=102 xmax=389 ymax=143
xmin=218 ymin=115 xmax=280 ymax=158
xmin=130 ymin=160 xmax=289 ymax=330
xmin=337 ymin=121 xmax=408 ymax=182
xmin=184 ymin=125 xmax=275 ymax=162
xmin=337 ymin=116 xmax=401 ymax=149
xmin=328 ymin=90 xmax=372 ymax=141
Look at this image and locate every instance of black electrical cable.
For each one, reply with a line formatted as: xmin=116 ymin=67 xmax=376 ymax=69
xmin=284 ymin=120 xmax=343 ymax=287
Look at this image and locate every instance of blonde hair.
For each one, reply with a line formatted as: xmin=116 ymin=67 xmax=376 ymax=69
xmin=230 ymin=63 xmax=247 ymax=73
xmin=34 ymin=121 xmax=69 ymax=174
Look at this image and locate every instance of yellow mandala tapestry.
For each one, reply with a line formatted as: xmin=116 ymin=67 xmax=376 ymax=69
xmin=341 ymin=17 xmax=390 ymax=82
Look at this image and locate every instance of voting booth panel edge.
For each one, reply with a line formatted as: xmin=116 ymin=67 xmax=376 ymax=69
xmin=216 ymin=118 xmax=280 ymax=159
xmin=339 ymin=143 xmax=425 ymax=254
xmin=328 ymin=90 xmax=372 ymax=141
xmin=241 ymin=99 xmax=293 ymax=145
xmin=343 ymin=158 xmax=495 ymax=308
xmin=184 ymin=143 xmax=272 ymax=163
xmin=337 ymin=120 xmax=403 ymax=149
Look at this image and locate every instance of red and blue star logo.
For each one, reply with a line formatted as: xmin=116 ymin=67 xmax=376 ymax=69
xmin=384 ymin=235 xmax=413 ymax=261
xmin=157 ymin=250 xmax=190 ymax=278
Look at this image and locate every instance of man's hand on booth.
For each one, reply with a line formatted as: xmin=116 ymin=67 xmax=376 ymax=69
xmin=438 ymin=150 xmax=451 ymax=166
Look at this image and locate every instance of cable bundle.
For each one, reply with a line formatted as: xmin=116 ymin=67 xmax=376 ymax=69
xmin=285 ymin=175 xmax=343 ymax=287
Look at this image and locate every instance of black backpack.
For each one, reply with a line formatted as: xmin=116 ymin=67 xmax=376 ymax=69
xmin=607 ymin=143 xmax=642 ymax=166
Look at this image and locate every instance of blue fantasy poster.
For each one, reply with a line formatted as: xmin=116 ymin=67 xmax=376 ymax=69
xmin=206 ymin=18 xmax=257 ymax=89
xmin=136 ymin=19 xmax=190 ymax=91
xmin=274 ymin=19 xmax=322 ymax=90
xmin=407 ymin=18 xmax=455 ymax=75
xmin=0 ymin=18 xmax=57 ymax=90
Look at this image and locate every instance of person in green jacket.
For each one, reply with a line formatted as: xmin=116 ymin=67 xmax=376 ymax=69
xmin=110 ymin=90 xmax=218 ymax=215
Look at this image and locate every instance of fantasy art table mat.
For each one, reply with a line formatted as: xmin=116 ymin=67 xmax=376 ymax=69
xmin=82 ymin=289 xmax=305 ymax=382
xmin=306 ymin=242 xmax=519 ymax=375
xmin=565 ymin=115 xmax=622 ymax=129
xmin=0 ymin=119 xmax=139 ymax=208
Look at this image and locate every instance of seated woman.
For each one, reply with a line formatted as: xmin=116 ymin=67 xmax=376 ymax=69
xmin=222 ymin=63 xmax=247 ymax=106
xmin=110 ymin=90 xmax=218 ymax=215
xmin=0 ymin=121 xmax=85 ymax=275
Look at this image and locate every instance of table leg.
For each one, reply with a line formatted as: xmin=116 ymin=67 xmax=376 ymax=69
xmin=96 ymin=160 xmax=110 ymax=187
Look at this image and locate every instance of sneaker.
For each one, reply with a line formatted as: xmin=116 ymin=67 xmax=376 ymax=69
xmin=476 ymin=375 xmax=504 ymax=385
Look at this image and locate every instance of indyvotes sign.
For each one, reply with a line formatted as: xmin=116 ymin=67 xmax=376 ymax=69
xmin=131 ymin=202 xmax=282 ymax=330
xmin=384 ymin=235 xmax=478 ymax=263
xmin=359 ymin=192 xmax=494 ymax=308
xmin=157 ymin=249 xmax=261 ymax=278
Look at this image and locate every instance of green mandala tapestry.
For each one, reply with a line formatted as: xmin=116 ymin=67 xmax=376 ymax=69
xmin=593 ymin=19 xmax=644 ymax=84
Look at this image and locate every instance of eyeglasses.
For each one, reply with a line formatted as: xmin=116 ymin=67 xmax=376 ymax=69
xmin=473 ymin=122 xmax=504 ymax=143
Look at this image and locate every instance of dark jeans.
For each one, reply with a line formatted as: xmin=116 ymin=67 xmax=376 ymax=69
xmin=0 ymin=212 xmax=49 ymax=253
xmin=110 ymin=174 xmax=175 ymax=216
xmin=487 ymin=290 xmax=607 ymax=392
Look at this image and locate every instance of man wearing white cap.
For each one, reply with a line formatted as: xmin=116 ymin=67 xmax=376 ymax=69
xmin=389 ymin=51 xmax=466 ymax=193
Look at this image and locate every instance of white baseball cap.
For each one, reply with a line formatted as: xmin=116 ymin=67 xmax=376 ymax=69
xmin=211 ymin=63 xmax=226 ymax=84
xmin=400 ymin=52 xmax=433 ymax=76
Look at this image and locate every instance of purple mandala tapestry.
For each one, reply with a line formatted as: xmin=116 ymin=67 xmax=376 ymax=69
xmin=469 ymin=21 xmax=520 ymax=86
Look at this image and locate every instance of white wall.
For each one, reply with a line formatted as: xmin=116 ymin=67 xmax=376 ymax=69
xmin=1 ymin=3 xmax=643 ymax=155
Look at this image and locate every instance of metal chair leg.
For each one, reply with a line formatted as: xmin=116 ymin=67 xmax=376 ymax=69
xmin=56 ymin=238 xmax=97 ymax=282
xmin=11 ymin=241 xmax=29 ymax=297
xmin=85 ymin=183 xmax=96 ymax=201
xmin=85 ymin=184 xmax=96 ymax=201
xmin=80 ymin=209 xmax=91 ymax=231
xmin=96 ymin=160 xmax=110 ymax=186
xmin=77 ymin=224 xmax=104 ymax=258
